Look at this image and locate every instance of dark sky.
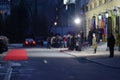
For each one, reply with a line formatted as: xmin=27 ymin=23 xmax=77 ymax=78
xmin=0 ymin=0 xmax=77 ymax=42
xmin=16 ymin=0 xmax=75 ymax=35
xmin=13 ymin=0 xmax=63 ymax=35
xmin=27 ymin=0 xmax=67 ymax=34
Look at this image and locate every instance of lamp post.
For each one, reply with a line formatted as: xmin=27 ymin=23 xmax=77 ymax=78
xmin=113 ymin=8 xmax=120 ymax=51
xmin=113 ymin=9 xmax=117 ymax=34
xmin=98 ymin=14 xmax=102 ymax=20
xmin=105 ymin=9 xmax=114 ymax=38
xmin=54 ymin=22 xmax=57 ymax=26
xmin=105 ymin=11 xmax=109 ymax=18
xmin=74 ymin=0 xmax=81 ymax=32
xmin=105 ymin=11 xmax=109 ymax=39
xmin=74 ymin=17 xmax=81 ymax=25
xmin=113 ymin=8 xmax=117 ymax=35
xmin=113 ymin=9 xmax=117 ymax=16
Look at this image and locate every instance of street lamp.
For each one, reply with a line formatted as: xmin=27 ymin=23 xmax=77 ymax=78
xmin=54 ymin=22 xmax=57 ymax=26
xmin=98 ymin=14 xmax=102 ymax=20
xmin=113 ymin=8 xmax=120 ymax=51
xmin=74 ymin=17 xmax=81 ymax=25
xmin=105 ymin=11 xmax=109 ymax=18
xmin=113 ymin=8 xmax=117 ymax=33
xmin=113 ymin=9 xmax=117 ymax=16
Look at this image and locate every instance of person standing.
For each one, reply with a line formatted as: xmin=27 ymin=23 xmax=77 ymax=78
xmin=107 ymin=33 xmax=115 ymax=57
xmin=71 ymin=35 xmax=75 ymax=50
xmin=63 ymin=35 xmax=67 ymax=48
xmin=47 ymin=36 xmax=52 ymax=48
xmin=67 ymin=34 xmax=72 ymax=50
xmin=76 ymin=34 xmax=82 ymax=51
xmin=92 ymin=33 xmax=97 ymax=53
xmin=88 ymin=29 xmax=93 ymax=46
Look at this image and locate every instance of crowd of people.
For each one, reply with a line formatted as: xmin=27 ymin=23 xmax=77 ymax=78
xmin=46 ymin=32 xmax=85 ymax=51
xmin=88 ymin=26 xmax=103 ymax=46
xmin=87 ymin=26 xmax=116 ymax=57
xmin=46 ymin=26 xmax=116 ymax=57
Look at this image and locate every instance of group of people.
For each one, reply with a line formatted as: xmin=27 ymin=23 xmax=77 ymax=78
xmin=88 ymin=27 xmax=103 ymax=46
xmin=47 ymin=32 xmax=85 ymax=51
xmin=47 ymin=29 xmax=115 ymax=58
xmin=67 ymin=33 xmax=84 ymax=51
xmin=47 ymin=35 xmax=63 ymax=48
xmin=88 ymin=25 xmax=116 ymax=57
xmin=90 ymin=32 xmax=115 ymax=57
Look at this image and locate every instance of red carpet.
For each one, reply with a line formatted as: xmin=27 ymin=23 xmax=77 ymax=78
xmin=3 ymin=49 xmax=28 ymax=61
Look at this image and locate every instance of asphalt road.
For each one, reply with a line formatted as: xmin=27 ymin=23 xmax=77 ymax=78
xmin=2 ymin=47 xmax=120 ymax=80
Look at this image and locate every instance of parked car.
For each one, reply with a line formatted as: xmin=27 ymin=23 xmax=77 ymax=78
xmin=23 ymin=38 xmax=36 ymax=47
xmin=0 ymin=36 xmax=9 ymax=53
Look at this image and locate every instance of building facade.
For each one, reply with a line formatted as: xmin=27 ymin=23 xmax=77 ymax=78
xmin=85 ymin=0 xmax=120 ymax=44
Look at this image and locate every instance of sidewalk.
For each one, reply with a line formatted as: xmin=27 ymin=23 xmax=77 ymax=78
xmin=64 ymin=42 xmax=120 ymax=69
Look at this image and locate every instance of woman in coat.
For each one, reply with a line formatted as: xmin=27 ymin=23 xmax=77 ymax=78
xmin=92 ymin=33 xmax=97 ymax=53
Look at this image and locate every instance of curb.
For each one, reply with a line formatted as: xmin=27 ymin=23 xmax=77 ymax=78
xmin=86 ymin=58 xmax=120 ymax=69
xmin=63 ymin=51 xmax=120 ymax=69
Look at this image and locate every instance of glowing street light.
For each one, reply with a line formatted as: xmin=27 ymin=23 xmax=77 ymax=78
xmin=105 ymin=11 xmax=109 ymax=18
xmin=98 ymin=14 xmax=102 ymax=20
xmin=54 ymin=22 xmax=57 ymax=26
xmin=74 ymin=17 xmax=81 ymax=24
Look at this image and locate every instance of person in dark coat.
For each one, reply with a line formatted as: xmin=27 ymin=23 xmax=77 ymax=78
xmin=107 ymin=33 xmax=115 ymax=57
xmin=47 ymin=36 xmax=52 ymax=48
xmin=67 ymin=35 xmax=72 ymax=50
xmin=76 ymin=34 xmax=82 ymax=51
xmin=71 ymin=35 xmax=77 ymax=50
xmin=88 ymin=29 xmax=93 ymax=46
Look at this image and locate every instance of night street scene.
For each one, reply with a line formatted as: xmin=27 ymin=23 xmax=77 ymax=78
xmin=0 ymin=0 xmax=120 ymax=80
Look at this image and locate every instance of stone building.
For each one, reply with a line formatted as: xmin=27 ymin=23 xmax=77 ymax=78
xmin=85 ymin=0 xmax=120 ymax=43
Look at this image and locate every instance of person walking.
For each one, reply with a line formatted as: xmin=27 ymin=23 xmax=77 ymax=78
xmin=107 ymin=33 xmax=115 ymax=57
xmin=92 ymin=33 xmax=97 ymax=53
